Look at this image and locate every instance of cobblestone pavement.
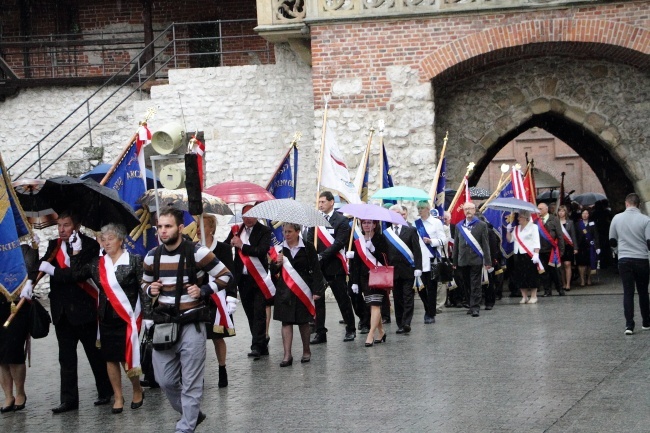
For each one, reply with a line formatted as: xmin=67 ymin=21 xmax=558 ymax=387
xmin=2 ymin=268 xmax=650 ymax=432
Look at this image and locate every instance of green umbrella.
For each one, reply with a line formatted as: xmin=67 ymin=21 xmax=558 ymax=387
xmin=371 ymin=186 xmax=430 ymax=201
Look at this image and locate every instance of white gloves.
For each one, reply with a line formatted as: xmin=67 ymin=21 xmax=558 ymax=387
xmin=596 ymin=249 xmax=601 ymax=255
xmin=39 ymin=261 xmax=55 ymax=276
xmin=225 ymin=296 xmax=239 ymax=315
xmin=365 ymin=240 xmax=375 ymax=252
xmin=351 ymin=284 xmax=359 ymax=294
xmin=70 ymin=230 xmax=82 ymax=252
xmin=345 ymin=251 xmax=355 ymax=259
xmin=414 ymin=270 xmax=422 ymax=278
xmin=143 ymin=319 xmax=154 ymax=331
xmin=506 ymin=223 xmax=513 ymax=233
xmin=32 ymin=233 xmax=40 ymax=246
xmin=531 ymin=253 xmax=541 ymax=265
xmin=20 ymin=280 xmax=33 ymax=300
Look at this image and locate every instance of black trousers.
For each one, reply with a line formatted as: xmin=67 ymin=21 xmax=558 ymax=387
xmin=239 ymin=275 xmax=269 ymax=352
xmin=393 ymin=275 xmax=415 ymax=328
xmin=352 ymin=277 xmax=370 ymax=329
xmin=619 ymin=258 xmax=650 ymax=330
xmin=449 ymin=267 xmax=468 ymax=306
xmin=540 ymin=252 xmax=562 ymax=294
xmin=315 ymin=273 xmax=356 ymax=334
xmin=55 ymin=315 xmax=112 ymax=404
xmin=458 ymin=265 xmax=483 ymax=314
xmin=417 ymin=271 xmax=437 ymax=318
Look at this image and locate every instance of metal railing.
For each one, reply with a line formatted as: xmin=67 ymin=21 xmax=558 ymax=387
xmin=4 ymin=19 xmax=273 ymax=180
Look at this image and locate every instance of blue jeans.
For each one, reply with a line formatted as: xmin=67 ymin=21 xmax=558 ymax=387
xmin=618 ymin=258 xmax=650 ymax=330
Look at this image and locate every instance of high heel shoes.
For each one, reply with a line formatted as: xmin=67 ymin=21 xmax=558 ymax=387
xmin=280 ymin=357 xmax=293 ymax=367
xmin=374 ymin=333 xmax=387 ymax=344
xmin=14 ymin=395 xmax=26 ymax=411
xmin=365 ymin=341 xmax=374 ymax=347
xmin=112 ymin=398 xmax=124 ymax=414
xmin=0 ymin=397 xmax=15 ymax=413
xmin=131 ymin=391 xmax=144 ymax=410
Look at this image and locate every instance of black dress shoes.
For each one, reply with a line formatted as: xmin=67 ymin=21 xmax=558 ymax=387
xmin=218 ymin=365 xmax=228 ymax=388
xmin=403 ymin=325 xmax=411 ymax=333
xmin=310 ymin=334 xmax=327 ymax=345
xmin=140 ymin=379 xmax=160 ymax=389
xmin=52 ymin=402 xmax=79 ymax=414
xmin=130 ymin=392 xmax=144 ymax=410
xmin=396 ymin=327 xmax=405 ymax=334
xmin=94 ymin=395 xmax=113 ymax=406
xmin=1 ymin=398 xmax=14 ymax=413
xmin=197 ymin=411 xmax=207 ymax=426
xmin=343 ymin=331 xmax=356 ymax=342
xmin=472 ymin=311 xmax=480 ymax=317
xmin=247 ymin=350 xmax=261 ymax=360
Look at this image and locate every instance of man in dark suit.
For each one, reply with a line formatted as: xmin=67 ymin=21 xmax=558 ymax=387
xmin=385 ymin=205 xmax=423 ymax=334
xmin=307 ymin=191 xmax=356 ymax=343
xmin=221 ymin=204 xmax=272 ymax=359
xmin=452 ymin=202 xmax=492 ymax=317
xmin=537 ymin=202 xmax=566 ymax=297
xmin=37 ymin=211 xmax=112 ymax=413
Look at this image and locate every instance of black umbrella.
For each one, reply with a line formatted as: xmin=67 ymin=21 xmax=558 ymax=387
xmin=36 ymin=176 xmax=140 ymax=231
xmin=12 ymin=178 xmax=58 ymax=229
xmin=573 ymin=192 xmax=606 ymax=207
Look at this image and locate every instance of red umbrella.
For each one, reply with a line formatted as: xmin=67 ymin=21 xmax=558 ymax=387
xmin=204 ymin=181 xmax=275 ymax=204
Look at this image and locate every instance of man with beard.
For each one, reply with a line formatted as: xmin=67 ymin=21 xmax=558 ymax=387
xmin=38 ymin=211 xmax=112 ymax=413
xmin=143 ymin=208 xmax=233 ymax=432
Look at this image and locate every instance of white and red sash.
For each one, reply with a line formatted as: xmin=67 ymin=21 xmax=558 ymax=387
xmin=209 ymin=290 xmax=235 ymax=336
xmin=353 ymin=226 xmax=382 ymax=270
xmin=316 ymin=226 xmax=349 ymax=274
xmin=561 ymin=224 xmax=574 ymax=248
xmin=535 ymin=218 xmax=561 ymax=267
xmin=238 ymin=250 xmax=276 ymax=300
xmin=55 ymin=239 xmax=100 ymax=301
xmin=270 ymin=246 xmax=315 ymax=316
xmin=514 ymin=226 xmax=545 ymax=274
xmin=98 ymin=254 xmax=142 ymax=376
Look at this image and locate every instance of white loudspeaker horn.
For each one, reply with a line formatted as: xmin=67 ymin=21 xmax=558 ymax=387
xmin=151 ymin=123 xmax=186 ymax=155
xmin=159 ymin=163 xmax=186 ymax=189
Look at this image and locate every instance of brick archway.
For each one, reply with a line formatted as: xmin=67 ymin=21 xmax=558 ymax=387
xmin=420 ymin=18 xmax=650 ymax=82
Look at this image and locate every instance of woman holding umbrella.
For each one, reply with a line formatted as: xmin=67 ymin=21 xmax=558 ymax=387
xmin=576 ymin=209 xmax=600 ymax=286
xmin=348 ymin=220 xmax=389 ymax=347
xmin=70 ymin=224 xmax=145 ymax=413
xmin=506 ymin=211 xmax=542 ymax=304
xmin=271 ymin=223 xmax=325 ymax=366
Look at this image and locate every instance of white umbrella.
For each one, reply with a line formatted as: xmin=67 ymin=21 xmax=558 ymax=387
xmin=243 ymin=198 xmax=331 ymax=228
xmin=483 ymin=197 xmax=539 ymax=214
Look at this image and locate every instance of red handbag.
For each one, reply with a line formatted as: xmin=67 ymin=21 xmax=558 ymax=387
xmin=368 ymin=254 xmax=394 ymax=290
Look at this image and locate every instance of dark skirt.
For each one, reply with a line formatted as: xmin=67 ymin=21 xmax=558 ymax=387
xmin=360 ymin=273 xmax=384 ymax=306
xmin=513 ymin=253 xmax=540 ymax=290
xmin=576 ymin=243 xmax=593 ymax=266
xmin=99 ymin=316 xmax=127 ymax=363
xmin=0 ymin=300 xmax=29 ymax=364
xmin=561 ymin=245 xmax=575 ymax=263
xmin=273 ymin=284 xmax=313 ymax=325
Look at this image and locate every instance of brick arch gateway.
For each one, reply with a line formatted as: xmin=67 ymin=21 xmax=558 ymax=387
xmin=425 ymin=21 xmax=649 ymax=213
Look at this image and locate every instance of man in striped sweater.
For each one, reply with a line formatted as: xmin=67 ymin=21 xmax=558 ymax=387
xmin=142 ymin=207 xmax=232 ymax=433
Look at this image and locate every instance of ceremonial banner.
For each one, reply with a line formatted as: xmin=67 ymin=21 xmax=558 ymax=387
xmin=103 ymin=125 xmax=155 ymax=257
xmin=380 ymin=142 xmax=396 ymax=206
xmin=483 ymin=180 xmax=515 ymax=258
xmin=266 ymin=145 xmax=297 ymax=244
xmin=320 ymin=123 xmax=361 ymax=204
xmin=449 ymin=177 xmax=470 ymax=226
xmin=0 ymin=152 xmax=31 ymax=301
xmin=434 ymin=157 xmax=447 ymax=217
xmin=354 ymin=143 xmax=371 ymax=203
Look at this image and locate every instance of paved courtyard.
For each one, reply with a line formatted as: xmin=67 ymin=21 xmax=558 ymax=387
xmin=2 ymin=268 xmax=650 ymax=432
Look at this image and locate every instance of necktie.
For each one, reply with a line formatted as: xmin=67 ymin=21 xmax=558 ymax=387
xmin=245 ymin=227 xmax=252 ymax=236
xmin=394 ymin=225 xmax=400 ymax=236
xmin=325 ymin=214 xmax=330 ymax=222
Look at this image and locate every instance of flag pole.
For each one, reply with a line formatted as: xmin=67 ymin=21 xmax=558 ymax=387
xmin=264 ymin=132 xmax=301 ymax=191
xmin=429 ymin=131 xmax=448 ymax=202
xmin=314 ymin=95 xmax=330 ymax=245
xmin=446 ymin=162 xmax=475 ymax=214
xmin=348 ymin=127 xmax=375 ymax=253
xmin=100 ymin=107 xmax=156 ymax=186
xmin=377 ymin=120 xmax=385 ymax=196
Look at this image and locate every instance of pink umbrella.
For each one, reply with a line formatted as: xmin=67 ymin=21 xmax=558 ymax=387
xmin=204 ymin=181 xmax=275 ymax=204
xmin=337 ymin=203 xmax=407 ymax=225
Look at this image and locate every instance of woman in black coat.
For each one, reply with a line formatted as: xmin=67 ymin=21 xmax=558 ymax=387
xmin=575 ymin=209 xmax=600 ymax=286
xmin=271 ymin=223 xmax=325 ymax=367
xmin=349 ymin=219 xmax=388 ymax=347
xmin=72 ymin=224 xmax=145 ymax=413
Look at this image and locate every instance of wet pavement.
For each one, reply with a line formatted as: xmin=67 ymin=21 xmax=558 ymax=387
xmin=2 ymin=267 xmax=649 ymax=432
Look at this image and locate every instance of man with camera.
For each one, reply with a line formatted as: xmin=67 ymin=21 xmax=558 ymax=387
xmin=142 ymin=208 xmax=233 ymax=433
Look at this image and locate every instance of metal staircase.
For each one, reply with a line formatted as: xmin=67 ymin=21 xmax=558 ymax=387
xmin=4 ymin=19 xmax=271 ymax=181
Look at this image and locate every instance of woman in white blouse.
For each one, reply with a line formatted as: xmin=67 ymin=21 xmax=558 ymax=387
xmin=506 ymin=211 xmax=542 ymax=304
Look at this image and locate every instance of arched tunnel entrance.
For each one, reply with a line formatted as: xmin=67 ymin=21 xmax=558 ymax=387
xmin=468 ymin=112 xmax=633 ymax=213
xmin=432 ymin=55 xmax=648 ymax=214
